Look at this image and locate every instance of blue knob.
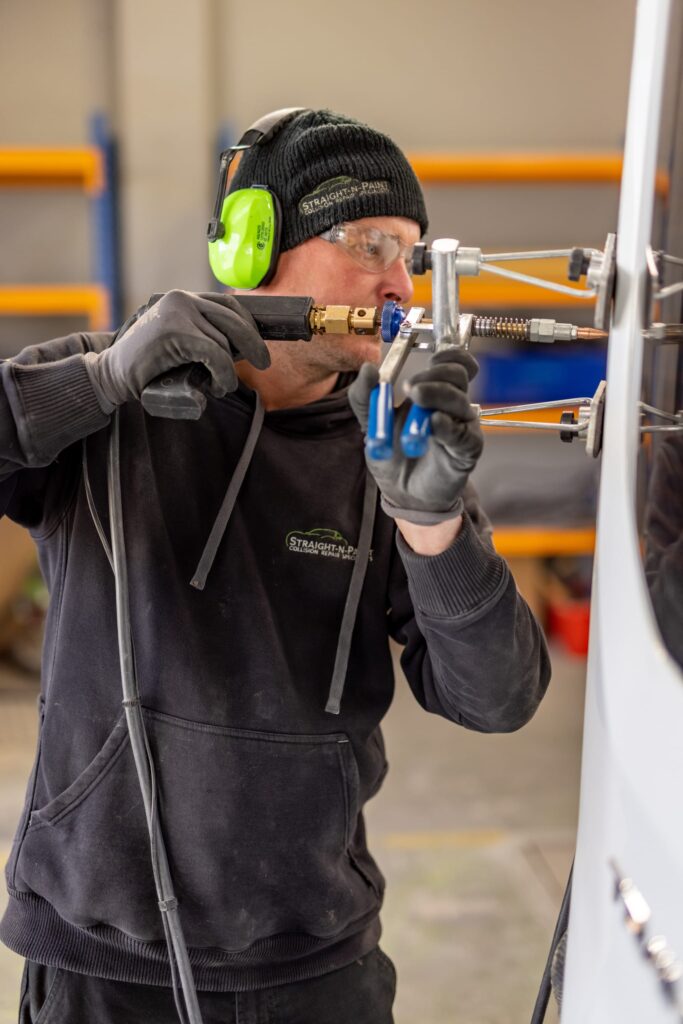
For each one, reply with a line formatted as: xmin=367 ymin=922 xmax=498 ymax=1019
xmin=380 ymin=301 xmax=406 ymax=343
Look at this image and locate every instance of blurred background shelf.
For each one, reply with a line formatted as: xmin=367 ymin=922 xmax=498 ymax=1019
xmin=0 ymin=147 xmax=104 ymax=192
xmin=0 ymin=115 xmax=120 ymax=341
xmin=409 ymin=151 xmax=623 ymax=185
xmin=0 ymin=284 xmax=110 ymax=331
xmin=493 ymin=527 xmax=595 ymax=559
xmin=408 ymin=150 xmax=667 ymax=194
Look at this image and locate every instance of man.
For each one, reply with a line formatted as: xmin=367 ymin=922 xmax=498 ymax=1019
xmin=0 ymin=109 xmax=550 ymax=1023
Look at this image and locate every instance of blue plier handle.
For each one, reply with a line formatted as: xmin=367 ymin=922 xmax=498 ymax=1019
xmin=366 ymin=302 xmax=431 ymax=460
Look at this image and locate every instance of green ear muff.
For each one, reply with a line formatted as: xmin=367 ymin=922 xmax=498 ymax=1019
xmin=207 ymin=109 xmax=306 ymax=287
xmin=208 ymin=187 xmax=280 ymax=289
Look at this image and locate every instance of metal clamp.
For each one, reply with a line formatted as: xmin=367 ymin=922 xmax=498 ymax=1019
xmin=366 ymin=307 xmax=425 ymax=460
xmin=478 ymin=380 xmax=607 ymax=457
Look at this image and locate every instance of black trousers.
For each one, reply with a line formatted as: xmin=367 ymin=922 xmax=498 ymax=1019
xmin=19 ymin=948 xmax=396 ymax=1024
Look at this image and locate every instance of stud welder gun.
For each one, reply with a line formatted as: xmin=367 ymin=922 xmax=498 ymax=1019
xmin=140 ymin=297 xmax=379 ymax=419
xmin=140 ymin=295 xmax=604 ymax=425
xmin=141 ymin=235 xmax=613 ymax=452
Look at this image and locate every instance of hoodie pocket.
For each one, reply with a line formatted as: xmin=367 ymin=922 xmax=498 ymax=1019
xmin=14 ymin=709 xmax=379 ymax=950
xmin=6 ymin=696 xmax=45 ymax=890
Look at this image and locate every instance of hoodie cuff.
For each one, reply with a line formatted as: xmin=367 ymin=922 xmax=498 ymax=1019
xmin=396 ymin=511 xmax=508 ymax=617
xmin=9 ymin=354 xmax=112 ymax=464
xmin=380 ymin=494 xmax=464 ymax=525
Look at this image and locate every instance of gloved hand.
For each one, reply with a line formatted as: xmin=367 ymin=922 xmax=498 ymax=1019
xmin=84 ymin=290 xmax=270 ymax=410
xmin=348 ymin=348 xmax=484 ymax=524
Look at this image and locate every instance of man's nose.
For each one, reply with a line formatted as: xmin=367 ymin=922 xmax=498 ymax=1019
xmin=379 ymin=258 xmax=415 ymax=306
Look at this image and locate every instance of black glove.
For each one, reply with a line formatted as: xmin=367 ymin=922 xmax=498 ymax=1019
xmin=84 ymin=290 xmax=270 ymax=410
xmin=348 ymin=348 xmax=484 ymax=524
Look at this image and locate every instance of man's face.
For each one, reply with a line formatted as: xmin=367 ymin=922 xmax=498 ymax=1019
xmin=254 ymin=215 xmax=421 ymax=372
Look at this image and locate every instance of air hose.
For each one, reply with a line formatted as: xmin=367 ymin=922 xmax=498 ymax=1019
xmin=104 ymin=409 xmax=205 ymax=1024
xmin=529 ymin=863 xmax=573 ymax=1024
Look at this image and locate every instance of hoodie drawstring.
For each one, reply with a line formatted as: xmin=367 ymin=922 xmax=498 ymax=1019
xmin=325 ymin=473 xmax=378 ymax=715
xmin=190 ymin=394 xmax=264 ymax=591
xmin=189 ymin=392 xmax=375 ymax=717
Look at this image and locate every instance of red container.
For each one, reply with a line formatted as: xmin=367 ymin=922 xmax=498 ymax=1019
xmin=547 ymin=599 xmax=591 ymax=656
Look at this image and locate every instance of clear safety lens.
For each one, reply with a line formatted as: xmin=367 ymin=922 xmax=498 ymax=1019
xmin=320 ymin=223 xmax=414 ymax=274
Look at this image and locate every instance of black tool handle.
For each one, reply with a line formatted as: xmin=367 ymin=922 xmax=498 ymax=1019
xmin=140 ymin=295 xmax=314 ymax=419
xmin=238 ymin=294 xmax=314 ymax=340
xmin=140 ymin=364 xmax=211 ymax=420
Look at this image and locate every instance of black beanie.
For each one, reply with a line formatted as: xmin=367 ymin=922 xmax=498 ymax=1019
xmin=229 ymin=109 xmax=428 ymax=252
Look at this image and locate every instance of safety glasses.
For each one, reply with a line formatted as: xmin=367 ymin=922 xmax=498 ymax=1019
xmin=319 ymin=223 xmax=415 ymax=274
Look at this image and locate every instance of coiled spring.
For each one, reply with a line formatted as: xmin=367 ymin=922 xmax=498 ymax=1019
xmin=473 ymin=317 xmax=530 ymax=341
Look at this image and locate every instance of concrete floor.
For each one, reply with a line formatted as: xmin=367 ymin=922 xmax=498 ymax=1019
xmin=0 ymin=642 xmax=583 ymax=1024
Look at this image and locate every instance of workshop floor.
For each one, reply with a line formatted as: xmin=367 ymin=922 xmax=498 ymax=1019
xmin=0 ymin=642 xmax=582 ymax=1024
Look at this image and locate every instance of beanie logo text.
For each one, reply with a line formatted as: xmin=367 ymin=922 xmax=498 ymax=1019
xmin=298 ymin=176 xmax=391 ymax=217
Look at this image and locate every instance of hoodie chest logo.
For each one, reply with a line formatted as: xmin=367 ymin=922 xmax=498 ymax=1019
xmin=285 ymin=528 xmax=372 ymax=562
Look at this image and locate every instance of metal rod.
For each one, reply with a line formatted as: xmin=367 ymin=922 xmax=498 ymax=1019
xmin=481 ymin=249 xmax=581 ymax=262
xmin=654 ymin=280 xmax=683 ymax=300
xmin=399 ymin=317 xmax=605 ymax=343
xmin=481 ymin=398 xmax=592 ymax=416
xmin=479 ymin=418 xmax=585 ymax=433
xmin=644 ymin=323 xmax=683 ymax=342
xmin=479 ymin=262 xmax=597 ymax=298
xmin=431 ymin=239 xmax=459 ymax=346
xmin=639 ymin=402 xmax=681 ymax=422
xmin=641 ymin=424 xmax=683 ymax=433
xmin=661 ymin=252 xmax=683 ymax=267
xmin=646 ymin=245 xmax=661 ymax=283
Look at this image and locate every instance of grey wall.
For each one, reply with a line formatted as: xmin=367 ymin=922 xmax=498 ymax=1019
xmin=0 ymin=0 xmax=636 ymax=348
xmin=217 ymin=0 xmax=634 ymax=151
xmin=0 ymin=0 xmax=113 ymax=146
xmin=113 ymin=0 xmax=215 ymax=308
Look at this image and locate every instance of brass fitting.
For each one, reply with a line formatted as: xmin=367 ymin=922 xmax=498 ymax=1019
xmin=309 ymin=305 xmax=379 ymax=335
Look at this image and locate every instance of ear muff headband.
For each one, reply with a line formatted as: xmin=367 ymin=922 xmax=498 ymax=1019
xmin=207 ymin=107 xmax=307 ymax=289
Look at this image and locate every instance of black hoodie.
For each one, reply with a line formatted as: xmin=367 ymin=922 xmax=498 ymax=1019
xmin=0 ymin=332 xmax=551 ymax=990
